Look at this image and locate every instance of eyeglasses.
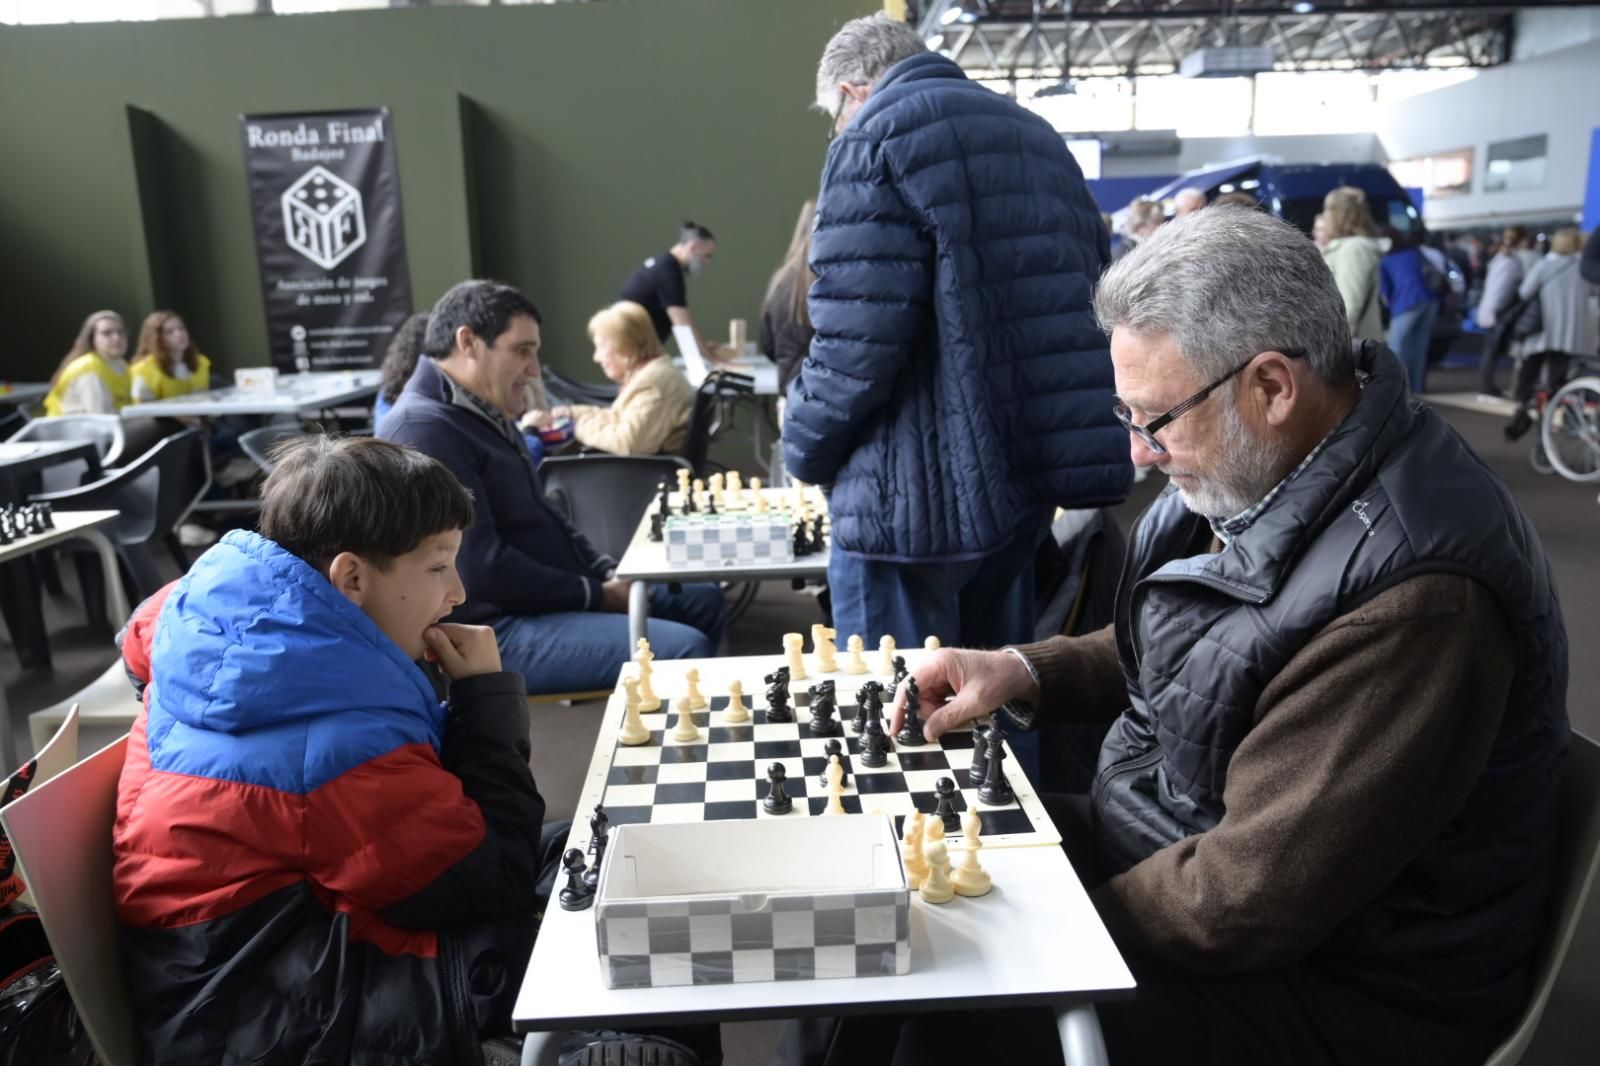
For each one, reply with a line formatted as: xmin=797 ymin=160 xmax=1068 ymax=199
xmin=1112 ymin=347 xmax=1305 ymax=456
xmin=828 ymin=84 xmax=868 ymax=141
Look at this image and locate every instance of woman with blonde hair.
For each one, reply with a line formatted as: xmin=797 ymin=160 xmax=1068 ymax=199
xmin=1320 ymin=186 xmax=1389 ymax=341
xmin=43 ymin=310 xmax=132 ymax=415
xmin=1115 ymin=197 xmax=1164 ymax=262
xmin=1505 ymin=226 xmax=1599 ymax=439
xmin=129 ymin=311 xmax=212 ymax=403
xmin=545 ymin=301 xmax=694 ymax=455
xmin=761 ymin=200 xmax=816 ymax=394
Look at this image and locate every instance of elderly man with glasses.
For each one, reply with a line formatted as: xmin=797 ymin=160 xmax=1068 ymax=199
xmin=848 ymin=207 xmax=1569 ymax=1066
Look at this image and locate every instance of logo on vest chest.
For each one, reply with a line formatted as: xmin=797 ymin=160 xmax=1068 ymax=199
xmin=1351 ymin=499 xmax=1376 ymax=537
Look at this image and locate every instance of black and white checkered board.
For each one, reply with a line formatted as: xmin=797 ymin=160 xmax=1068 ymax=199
xmin=578 ymin=672 xmax=1060 ymax=850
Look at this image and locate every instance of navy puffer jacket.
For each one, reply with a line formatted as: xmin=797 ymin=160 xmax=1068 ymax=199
xmin=783 ymin=52 xmax=1131 ymax=561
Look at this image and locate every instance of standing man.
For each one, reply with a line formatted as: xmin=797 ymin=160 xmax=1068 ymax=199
xmin=783 ymin=13 xmax=1130 ymax=650
xmin=619 ymin=220 xmax=723 ymax=359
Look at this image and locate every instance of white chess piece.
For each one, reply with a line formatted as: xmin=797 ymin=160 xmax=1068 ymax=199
xmin=918 ymin=840 xmax=956 ymax=904
xmin=925 ymin=814 xmax=946 ymax=847
xmin=952 ymin=810 xmax=992 ymax=897
xmin=684 ymin=667 xmax=708 ymax=710
xmin=811 ymin=624 xmax=838 ymax=673
xmin=824 ymin=755 xmax=847 ymax=815
xmin=844 ymin=634 xmax=869 ymax=675
xmin=670 ymin=700 xmax=702 ymax=743
xmin=692 ymin=478 xmax=706 ymax=512
xmin=618 ymin=678 xmax=651 ymax=746
xmin=753 ymin=489 xmax=769 ymax=514
xmin=728 ymin=470 xmax=743 ymax=496
xmin=675 ymin=468 xmax=692 ymax=508
xmin=901 ymin=811 xmax=929 ymax=889
xmin=879 ymin=635 xmax=897 ymax=675
xmin=924 ymin=635 xmax=942 ymax=650
xmin=724 ymin=679 xmax=752 ymax=723
xmin=634 ymin=638 xmax=661 ymax=712
xmin=784 ymin=632 xmax=808 ymax=680
xmin=709 ymin=472 xmax=726 ymax=511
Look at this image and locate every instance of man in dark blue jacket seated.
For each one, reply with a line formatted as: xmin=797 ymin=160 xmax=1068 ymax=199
xmin=783 ymin=14 xmax=1131 ymax=655
xmin=380 ymin=280 xmax=725 ymax=694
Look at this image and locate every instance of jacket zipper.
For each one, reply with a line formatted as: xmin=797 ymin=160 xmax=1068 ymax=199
xmin=1091 ymin=748 xmax=1165 ymax=818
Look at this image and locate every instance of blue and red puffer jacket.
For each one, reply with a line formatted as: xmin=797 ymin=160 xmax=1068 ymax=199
xmin=112 ymin=530 xmax=546 ymax=1064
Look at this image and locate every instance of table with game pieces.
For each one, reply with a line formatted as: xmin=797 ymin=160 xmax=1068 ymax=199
xmin=614 ymin=480 xmax=832 ymax=647
xmin=0 ymin=509 xmax=130 ymax=766
xmin=511 ymin=647 xmax=1136 ymax=1047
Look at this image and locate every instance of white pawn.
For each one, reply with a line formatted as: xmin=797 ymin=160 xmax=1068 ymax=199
xmin=843 ymin=634 xmax=869 ymax=675
xmin=675 ymin=468 xmax=692 ymax=507
xmin=724 ymin=679 xmax=751 ymax=723
xmin=728 ymin=470 xmax=743 ymax=496
xmin=918 ymin=840 xmax=955 ymax=904
xmin=824 ymin=755 xmax=847 ymax=815
xmin=812 ymin=624 xmax=838 ymax=673
xmin=670 ymin=687 xmax=702 ymax=741
xmin=901 ymin=811 xmax=929 ymax=889
xmin=683 ymin=667 xmax=708 ymax=710
xmin=634 ymin=638 xmax=660 ymax=712
xmin=619 ymin=678 xmax=651 ymax=746
xmin=924 ymin=635 xmax=942 ymax=650
xmin=879 ymin=634 xmax=897 ymax=675
xmin=952 ymin=810 xmax=992 ymax=898
xmin=750 ymin=476 xmax=767 ymax=512
xmin=784 ymin=632 xmax=808 ymax=680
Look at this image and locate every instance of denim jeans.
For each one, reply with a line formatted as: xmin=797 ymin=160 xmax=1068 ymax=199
xmin=1387 ymin=300 xmax=1438 ymax=396
xmin=492 ymin=583 xmax=726 ymax=695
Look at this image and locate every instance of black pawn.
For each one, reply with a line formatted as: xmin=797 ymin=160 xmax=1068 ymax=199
xmin=852 ymin=682 xmax=877 ymax=735
xmin=859 ymin=714 xmax=890 ymax=769
xmin=967 ymin=724 xmax=990 ymax=788
xmin=933 ymin=776 xmax=960 ymax=834
xmin=764 ymin=763 xmax=793 ymax=814
xmin=648 ymin=512 xmax=665 ymax=542
xmin=808 ymin=683 xmax=839 ymax=737
xmin=706 ymin=494 xmax=718 ymax=516
xmin=558 ymin=848 xmax=594 ymax=911
xmin=895 ymin=677 xmax=925 ymax=746
xmin=892 ymin=656 xmax=908 ymax=686
xmin=978 ymin=727 xmax=1014 ymax=806
xmin=818 ymin=738 xmax=849 ymax=788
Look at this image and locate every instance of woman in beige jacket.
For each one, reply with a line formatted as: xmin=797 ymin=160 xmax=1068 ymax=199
xmin=1320 ymin=187 xmax=1389 ymax=342
xmin=558 ymin=300 xmax=695 ymax=455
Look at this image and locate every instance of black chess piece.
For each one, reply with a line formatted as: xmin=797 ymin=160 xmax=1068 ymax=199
xmin=793 ymin=520 xmax=811 ymax=556
xmin=852 ymin=681 xmax=880 ymax=735
xmin=859 ymin=712 xmax=890 ymax=769
xmin=648 ymin=512 xmax=665 ymax=542
xmin=818 ymin=738 xmax=849 ymax=788
xmin=810 ymin=512 xmax=825 ymax=548
xmin=892 ymin=655 xmax=908 ymax=686
xmin=558 ymin=848 xmax=594 ymax=911
xmin=808 ymin=681 xmax=838 ymax=737
xmin=763 ymin=667 xmax=793 ymax=723
xmin=968 ymin=723 xmax=991 ymax=788
xmin=764 ymin=763 xmax=793 ymax=814
xmin=37 ymin=502 xmax=53 ymax=530
xmin=0 ymin=510 xmax=12 ymax=546
xmin=706 ymin=493 xmax=718 ymax=516
xmin=933 ymin=776 xmax=961 ymax=834
xmin=895 ymin=677 xmax=925 ymax=746
xmin=977 ymin=725 xmax=1014 ymax=806
xmin=584 ymin=805 xmax=611 ymax=892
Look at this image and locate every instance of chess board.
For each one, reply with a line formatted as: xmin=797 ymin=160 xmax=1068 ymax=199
xmin=568 ymin=653 xmax=1060 ymax=853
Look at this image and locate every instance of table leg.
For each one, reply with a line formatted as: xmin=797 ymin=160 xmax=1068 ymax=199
xmin=0 ymin=558 xmax=51 ymax=671
xmin=628 ymin=579 xmax=650 ymax=649
xmin=1056 ymin=1004 xmax=1110 ymax=1066
xmin=73 ymin=530 xmax=132 ymax=624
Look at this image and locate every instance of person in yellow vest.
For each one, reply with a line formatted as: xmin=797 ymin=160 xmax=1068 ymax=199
xmin=129 ymin=311 xmax=212 ymax=403
xmin=43 ymin=310 xmax=131 ymax=415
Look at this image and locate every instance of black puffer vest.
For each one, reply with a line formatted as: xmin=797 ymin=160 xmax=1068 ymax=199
xmin=1094 ymin=341 xmax=1569 ymax=1015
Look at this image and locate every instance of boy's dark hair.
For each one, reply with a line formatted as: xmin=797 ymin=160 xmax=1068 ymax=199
xmin=424 ymin=280 xmax=542 ymax=360
xmin=679 ymin=219 xmax=715 ymax=242
xmin=260 ymin=436 xmax=475 ymax=574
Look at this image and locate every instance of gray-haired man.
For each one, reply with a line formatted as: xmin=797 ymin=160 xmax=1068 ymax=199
xmin=800 ymin=208 xmax=1568 ymax=1064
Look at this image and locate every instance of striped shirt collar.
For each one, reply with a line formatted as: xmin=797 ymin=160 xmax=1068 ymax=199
xmin=1210 ymin=433 xmax=1332 ymax=546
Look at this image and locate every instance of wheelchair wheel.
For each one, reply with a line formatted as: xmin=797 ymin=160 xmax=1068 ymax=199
xmin=1540 ymin=376 xmax=1600 ymax=483
xmin=1530 ymin=441 xmax=1555 ymax=476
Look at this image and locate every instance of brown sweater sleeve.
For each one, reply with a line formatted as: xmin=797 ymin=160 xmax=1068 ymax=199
xmin=1090 ymin=572 xmax=1514 ymax=974
xmin=1013 ymin=625 xmax=1128 ymax=723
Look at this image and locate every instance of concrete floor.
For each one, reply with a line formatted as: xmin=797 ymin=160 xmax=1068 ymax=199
xmin=4 ymin=364 xmax=1596 ymax=1065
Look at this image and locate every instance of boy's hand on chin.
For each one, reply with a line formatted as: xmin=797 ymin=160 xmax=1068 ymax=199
xmin=423 ymin=624 xmax=503 ymax=680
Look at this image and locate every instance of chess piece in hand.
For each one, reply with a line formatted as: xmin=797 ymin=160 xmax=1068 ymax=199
xmin=890 ymin=647 xmax=1038 ymax=742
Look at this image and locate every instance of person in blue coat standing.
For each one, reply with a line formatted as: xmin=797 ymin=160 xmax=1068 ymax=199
xmin=783 ymin=14 xmax=1131 ymax=652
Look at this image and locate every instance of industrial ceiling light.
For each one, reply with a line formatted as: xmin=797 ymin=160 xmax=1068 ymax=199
xmin=1291 ymin=2 xmax=1316 ymax=13
xmin=941 ymin=3 xmax=979 ymax=25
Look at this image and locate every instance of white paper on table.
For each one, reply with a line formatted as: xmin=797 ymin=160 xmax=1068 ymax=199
xmin=673 ymin=325 xmax=710 ymax=387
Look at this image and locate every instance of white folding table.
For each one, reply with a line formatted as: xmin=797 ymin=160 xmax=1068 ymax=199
xmin=123 ymin=369 xmax=380 ymax=419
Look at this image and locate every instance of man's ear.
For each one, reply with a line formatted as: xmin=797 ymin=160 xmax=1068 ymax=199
xmin=326 ymin=551 xmax=366 ymax=606
xmin=1248 ymin=351 xmax=1300 ymax=428
xmin=453 ymin=325 xmax=478 ymax=359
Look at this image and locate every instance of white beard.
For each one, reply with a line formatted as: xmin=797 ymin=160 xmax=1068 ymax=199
xmin=1168 ymin=397 xmax=1291 ymax=520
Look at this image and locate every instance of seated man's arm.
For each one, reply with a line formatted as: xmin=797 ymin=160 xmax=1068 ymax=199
xmin=782 ymin=135 xmax=932 ymax=486
xmin=1015 ymin=625 xmax=1129 ymax=723
xmin=1093 ymin=573 xmax=1513 ymax=974
xmin=305 ymin=670 xmax=547 ymax=931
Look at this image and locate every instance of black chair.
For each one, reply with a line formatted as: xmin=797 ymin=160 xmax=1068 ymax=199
xmin=683 ymin=370 xmax=755 ymax=478
xmin=238 ymin=423 xmax=311 ymax=475
xmin=542 ymin=366 xmax=618 ymax=408
xmin=541 ymin=453 xmax=691 ymax=562
xmin=31 ymin=429 xmax=210 ymax=607
xmin=6 ymin=414 xmax=127 ymax=493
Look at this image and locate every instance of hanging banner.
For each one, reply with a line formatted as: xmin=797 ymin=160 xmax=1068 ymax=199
xmin=240 ymin=107 xmax=413 ymax=372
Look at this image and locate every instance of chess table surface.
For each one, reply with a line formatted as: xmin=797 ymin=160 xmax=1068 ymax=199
xmin=511 ymin=651 xmax=1137 ymax=1032
xmin=615 ymin=487 xmax=831 ymax=583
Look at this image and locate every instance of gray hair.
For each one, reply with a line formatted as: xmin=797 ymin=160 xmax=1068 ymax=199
xmin=1095 ymin=208 xmax=1354 ymax=386
xmin=815 ymin=13 xmax=927 ymax=115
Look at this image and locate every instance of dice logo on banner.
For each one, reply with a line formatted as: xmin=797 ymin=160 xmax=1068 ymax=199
xmin=281 ymin=166 xmax=367 ymax=270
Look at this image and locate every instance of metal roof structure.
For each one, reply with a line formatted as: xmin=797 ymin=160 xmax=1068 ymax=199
xmin=912 ymin=1 xmax=1590 ymax=80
